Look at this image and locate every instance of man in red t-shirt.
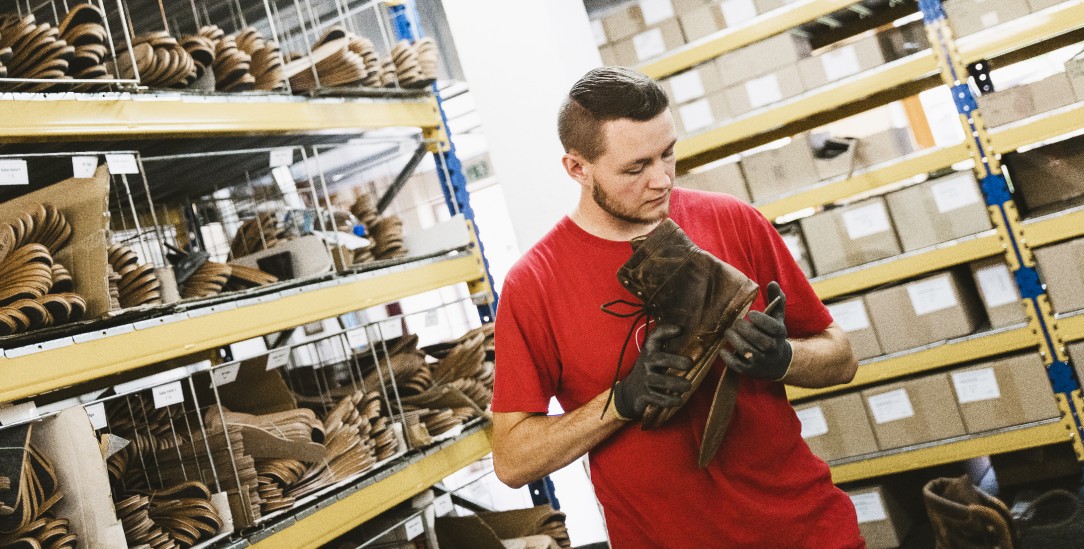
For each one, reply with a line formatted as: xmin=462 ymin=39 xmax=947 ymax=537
xmin=491 ymin=67 xmax=864 ymax=547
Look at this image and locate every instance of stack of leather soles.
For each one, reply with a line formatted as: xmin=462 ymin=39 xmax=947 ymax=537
xmin=118 ymin=32 xmax=197 ymax=89
xmin=108 ymin=243 xmax=163 ymax=308
xmin=390 ymin=39 xmax=428 ymax=89
xmin=0 ymin=14 xmax=74 ymax=92
xmin=212 ymin=33 xmax=254 ymax=92
xmin=229 ymin=213 xmax=279 ymax=260
xmin=58 ymin=3 xmax=110 ymax=91
xmin=179 ymin=34 xmax=214 ymax=84
xmin=115 ymin=481 xmax=223 ymax=549
xmin=349 ymin=194 xmax=379 ymax=264
xmin=478 ymin=506 xmax=572 ymax=549
xmin=235 ymin=27 xmax=285 ymax=91
xmin=180 ymin=261 xmax=231 ymax=299
xmin=0 ymin=424 xmax=78 ymax=549
xmin=369 ymin=215 xmax=406 ymax=260
xmin=285 ymin=36 xmax=366 ymax=92
xmin=222 ymin=263 xmax=278 ymax=292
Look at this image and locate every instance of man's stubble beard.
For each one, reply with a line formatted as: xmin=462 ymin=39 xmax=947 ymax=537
xmin=590 ymin=176 xmax=669 ymax=225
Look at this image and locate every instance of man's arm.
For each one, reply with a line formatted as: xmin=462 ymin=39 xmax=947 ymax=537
xmin=779 ymin=323 xmax=858 ymax=388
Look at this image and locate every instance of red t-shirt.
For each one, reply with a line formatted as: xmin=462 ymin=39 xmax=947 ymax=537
xmin=492 ymin=188 xmax=863 ymax=548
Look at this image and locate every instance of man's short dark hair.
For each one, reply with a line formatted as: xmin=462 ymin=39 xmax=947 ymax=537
xmin=558 ymin=67 xmax=669 ymax=162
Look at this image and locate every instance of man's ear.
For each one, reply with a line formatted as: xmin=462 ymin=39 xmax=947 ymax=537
xmin=562 ymin=152 xmax=590 ymax=187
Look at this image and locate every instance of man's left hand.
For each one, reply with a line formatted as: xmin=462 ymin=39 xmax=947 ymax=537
xmin=720 ymin=281 xmax=793 ymax=382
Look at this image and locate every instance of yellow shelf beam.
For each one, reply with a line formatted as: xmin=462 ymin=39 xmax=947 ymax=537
xmin=830 ymin=421 xmax=1071 ymax=484
xmin=956 ymin=1 xmax=1084 ymax=65
xmin=637 ymin=0 xmax=857 ymax=79
xmin=788 ymin=326 xmax=1037 ymax=401
xmin=0 ymin=255 xmax=484 ymax=403
xmin=0 ymin=95 xmax=441 ymax=141
xmin=1022 ymin=207 xmax=1084 ymax=248
xmin=757 ymin=144 xmax=970 ymax=220
xmin=251 ymin=427 xmax=493 ymax=549
xmin=812 ymin=232 xmax=1003 ymax=300
xmin=988 ymin=102 xmax=1084 ymax=156
xmin=1060 ymin=313 xmax=1084 ymax=344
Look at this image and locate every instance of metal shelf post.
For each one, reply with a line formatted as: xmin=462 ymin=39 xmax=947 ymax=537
xmin=919 ymin=0 xmax=1084 ymax=458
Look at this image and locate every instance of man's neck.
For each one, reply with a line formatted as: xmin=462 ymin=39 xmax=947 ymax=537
xmin=570 ymin=197 xmax=662 ymax=242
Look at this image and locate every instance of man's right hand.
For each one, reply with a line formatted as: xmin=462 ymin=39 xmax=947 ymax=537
xmin=613 ymin=324 xmax=694 ymax=421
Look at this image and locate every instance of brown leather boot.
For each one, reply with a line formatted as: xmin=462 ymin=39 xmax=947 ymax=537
xmin=924 ymin=476 xmax=1017 ymax=549
xmin=605 ymin=219 xmax=758 ymax=463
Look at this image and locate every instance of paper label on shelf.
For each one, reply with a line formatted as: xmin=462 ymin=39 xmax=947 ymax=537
xmin=746 ymin=73 xmax=782 ymax=109
xmin=721 ymin=0 xmax=757 ymax=25
xmin=633 ymin=28 xmax=667 ymax=61
xmin=105 ymin=153 xmax=140 ymax=175
xmin=842 ymin=203 xmax=891 ymax=240
xmin=425 ymin=309 xmax=440 ymax=327
xmin=0 ymin=401 xmax=38 ymax=425
xmin=851 ymin=492 xmax=888 ymax=523
xmin=640 ymin=0 xmax=675 ymax=25
xmin=405 ymin=516 xmax=425 ymax=540
xmin=269 ymin=147 xmax=294 ymax=168
xmin=980 ymin=11 xmax=1000 ymax=29
xmin=827 ymin=300 xmax=871 ymax=333
xmin=931 ymin=177 xmax=981 ymax=213
xmin=152 ymin=381 xmax=185 ymax=408
xmin=679 ymin=98 xmax=714 ymax=132
xmin=591 ymin=19 xmax=608 ymax=46
xmin=868 ymin=389 xmax=914 ymax=424
xmin=85 ymin=402 xmax=108 ymax=430
xmin=271 ymin=165 xmax=294 ymax=188
xmin=347 ymin=328 xmax=369 ymax=349
xmin=434 ymin=493 xmax=454 ymax=516
xmin=72 ymin=156 xmax=98 ymax=178
xmin=210 ymin=364 xmax=241 ymax=388
xmin=0 ymin=159 xmax=29 ymax=186
xmin=797 ymin=406 xmax=829 ymax=439
xmin=266 ymin=347 xmax=291 ymax=370
xmin=976 ymin=264 xmax=1020 ymax=307
xmin=822 ymin=45 xmax=862 ymax=81
xmin=670 ymin=70 xmax=706 ymax=104
xmin=952 ymin=368 xmax=1001 ymax=404
xmin=907 ymin=275 xmax=958 ymax=316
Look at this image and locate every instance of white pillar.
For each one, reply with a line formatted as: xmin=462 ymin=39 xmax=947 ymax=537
xmin=442 ymin=0 xmax=601 ymax=253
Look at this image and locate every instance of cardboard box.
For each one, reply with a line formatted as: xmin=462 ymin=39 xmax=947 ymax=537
xmin=1033 ymin=237 xmax=1084 ymax=314
xmin=826 ymin=297 xmax=883 ymax=360
xmin=798 ymin=197 xmax=902 ymax=275
xmin=754 ymin=0 xmax=795 ymax=13
xmin=717 ymin=0 xmax=760 ymax=28
xmin=724 ymin=63 xmax=804 ymax=116
xmin=885 ymin=171 xmax=993 ymax=252
xmin=611 ymin=19 xmax=686 ymax=66
xmin=1009 ymin=134 xmax=1084 ymax=210
xmin=740 ymin=135 xmax=819 ymax=202
xmin=863 ymin=374 xmax=967 ymax=450
xmin=777 ymin=222 xmax=814 ymax=278
xmin=798 ymin=35 xmax=886 ymax=90
xmin=660 ymin=62 xmax=724 ymax=105
xmin=603 ymin=1 xmax=680 ymax=42
xmin=715 ymin=32 xmax=811 ymax=86
xmin=846 ymin=485 xmax=913 ymax=549
xmin=796 ymin=393 xmax=879 ymax=462
xmin=878 ymin=20 xmax=929 ymax=61
xmin=950 ymin=354 xmax=1060 ymax=434
xmin=599 ymin=44 xmax=617 ymax=66
xmin=853 ymin=127 xmax=916 ymax=170
xmin=944 ymin=0 xmax=1032 ymax=37
xmin=672 ymin=0 xmax=716 ymax=13
xmin=1069 ymin=341 xmax=1084 ymax=392
xmin=1067 ymin=54 xmax=1084 ymax=102
xmin=977 ymin=72 xmax=1076 ymax=127
xmin=673 ymin=91 xmax=731 ymax=137
xmin=866 ymin=270 xmax=985 ymax=354
xmin=969 ymin=258 xmax=1026 ymax=328
xmin=676 ymin=159 xmax=750 ymax=201
xmin=679 ymin=3 xmax=727 ymax=42
xmin=1028 ymin=0 xmax=1071 ymax=11
xmin=810 ymin=134 xmax=858 ymax=181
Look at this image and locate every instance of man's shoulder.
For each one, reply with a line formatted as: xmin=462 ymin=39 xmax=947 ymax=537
xmin=504 ymin=222 xmax=570 ymax=290
xmin=672 ymin=187 xmax=758 ymax=222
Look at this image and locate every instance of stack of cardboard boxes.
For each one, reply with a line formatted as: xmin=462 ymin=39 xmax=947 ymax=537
xmin=943 ymin=0 xmax=1073 ymax=37
xmin=1007 ymin=132 xmax=1084 ymax=212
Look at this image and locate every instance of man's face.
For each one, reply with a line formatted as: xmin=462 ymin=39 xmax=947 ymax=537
xmin=585 ymin=110 xmax=678 ymax=225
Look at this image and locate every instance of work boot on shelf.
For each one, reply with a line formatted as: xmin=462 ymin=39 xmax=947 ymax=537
xmin=1013 ymin=488 xmax=1084 ymax=548
xmin=924 ymin=475 xmax=1017 ymax=549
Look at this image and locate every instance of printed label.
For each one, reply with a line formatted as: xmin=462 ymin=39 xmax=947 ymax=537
xmin=827 ymin=300 xmax=871 ymax=332
xmin=269 ymin=147 xmax=294 ymax=168
xmin=952 ymin=368 xmax=1001 ymax=404
xmin=851 ymin=492 xmax=888 ymax=523
xmin=85 ymin=402 xmax=108 ymax=430
xmin=633 ymin=28 xmax=667 ymax=61
xmin=720 ymin=0 xmax=757 ymax=25
xmin=868 ymin=389 xmax=914 ymax=424
xmin=842 ymin=203 xmax=892 ymax=240
xmin=72 ymin=156 xmax=98 ymax=178
xmin=797 ymin=406 xmax=829 ymax=439
xmin=105 ymin=153 xmax=140 ymax=174
xmin=347 ymin=328 xmax=369 ymax=349
xmin=152 ymin=381 xmax=185 ymax=408
xmin=640 ymin=0 xmax=675 ymax=25
xmin=211 ymin=364 xmax=241 ymax=388
xmin=822 ymin=45 xmax=862 ymax=81
xmin=0 ymin=159 xmax=29 ymax=186
xmin=405 ymin=516 xmax=425 ymax=539
xmin=434 ymin=493 xmax=454 ymax=516
xmin=931 ymin=176 xmax=981 ymax=213
xmin=907 ymin=275 xmax=959 ymax=316
xmin=980 ymin=11 xmax=1000 ymax=29
xmin=746 ymin=73 xmax=783 ymax=109
xmin=425 ymin=309 xmax=440 ymax=327
xmin=266 ymin=347 xmax=291 ymax=370
xmin=591 ymin=19 xmax=608 ymax=46
xmin=975 ymin=264 xmax=1019 ymax=307
xmin=679 ymin=98 xmax=714 ymax=132
xmin=670 ymin=70 xmax=706 ymax=104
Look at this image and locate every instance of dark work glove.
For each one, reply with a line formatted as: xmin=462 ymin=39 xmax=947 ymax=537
xmin=720 ymin=281 xmax=793 ymax=381
xmin=612 ymin=324 xmax=694 ymax=421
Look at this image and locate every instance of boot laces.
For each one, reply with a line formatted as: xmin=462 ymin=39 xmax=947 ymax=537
xmin=599 ymin=298 xmax=653 ymax=418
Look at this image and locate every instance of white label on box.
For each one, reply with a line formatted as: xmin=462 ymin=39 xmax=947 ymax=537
xmin=640 ymin=0 xmax=675 ymax=25
xmin=152 ymin=381 xmax=185 ymax=408
xmin=85 ymin=402 xmax=108 ymax=430
xmin=782 ymin=234 xmax=804 ymax=262
xmin=679 ymin=98 xmax=715 ymax=132
xmin=425 ymin=309 xmax=439 ymax=327
xmin=828 ymin=300 xmax=871 ymax=332
xmin=822 ymin=45 xmax=862 ymax=81
xmin=868 ymin=389 xmax=915 ymax=424
xmin=721 ymin=0 xmax=757 ymax=25
xmin=433 ymin=493 xmax=454 ymax=516
xmin=976 ymin=264 xmax=1019 ymax=307
xmin=931 ymin=177 xmax=982 ymax=213
xmin=851 ymin=492 xmax=888 ymax=524
xmin=746 ymin=73 xmax=783 ymax=109
xmin=0 ymin=159 xmax=29 ymax=185
xmin=797 ymin=406 xmax=829 ymax=439
xmin=842 ymin=203 xmax=892 ymax=240
xmin=269 ymin=147 xmax=294 ymax=168
xmin=591 ymin=19 xmax=608 ymax=46
xmin=266 ymin=347 xmax=291 ymax=370
xmin=907 ymin=275 xmax=958 ymax=316
xmin=980 ymin=11 xmax=1000 ymax=28
xmin=952 ymin=368 xmax=1001 ymax=404
xmin=404 ymin=516 xmax=425 ymax=540
xmin=633 ymin=28 xmax=667 ymax=61
xmin=105 ymin=153 xmax=140 ymax=174
xmin=0 ymin=401 xmax=37 ymax=425
xmin=670 ymin=70 xmax=706 ymax=104
xmin=72 ymin=156 xmax=98 ymax=178
xmin=211 ymin=363 xmax=241 ymax=388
